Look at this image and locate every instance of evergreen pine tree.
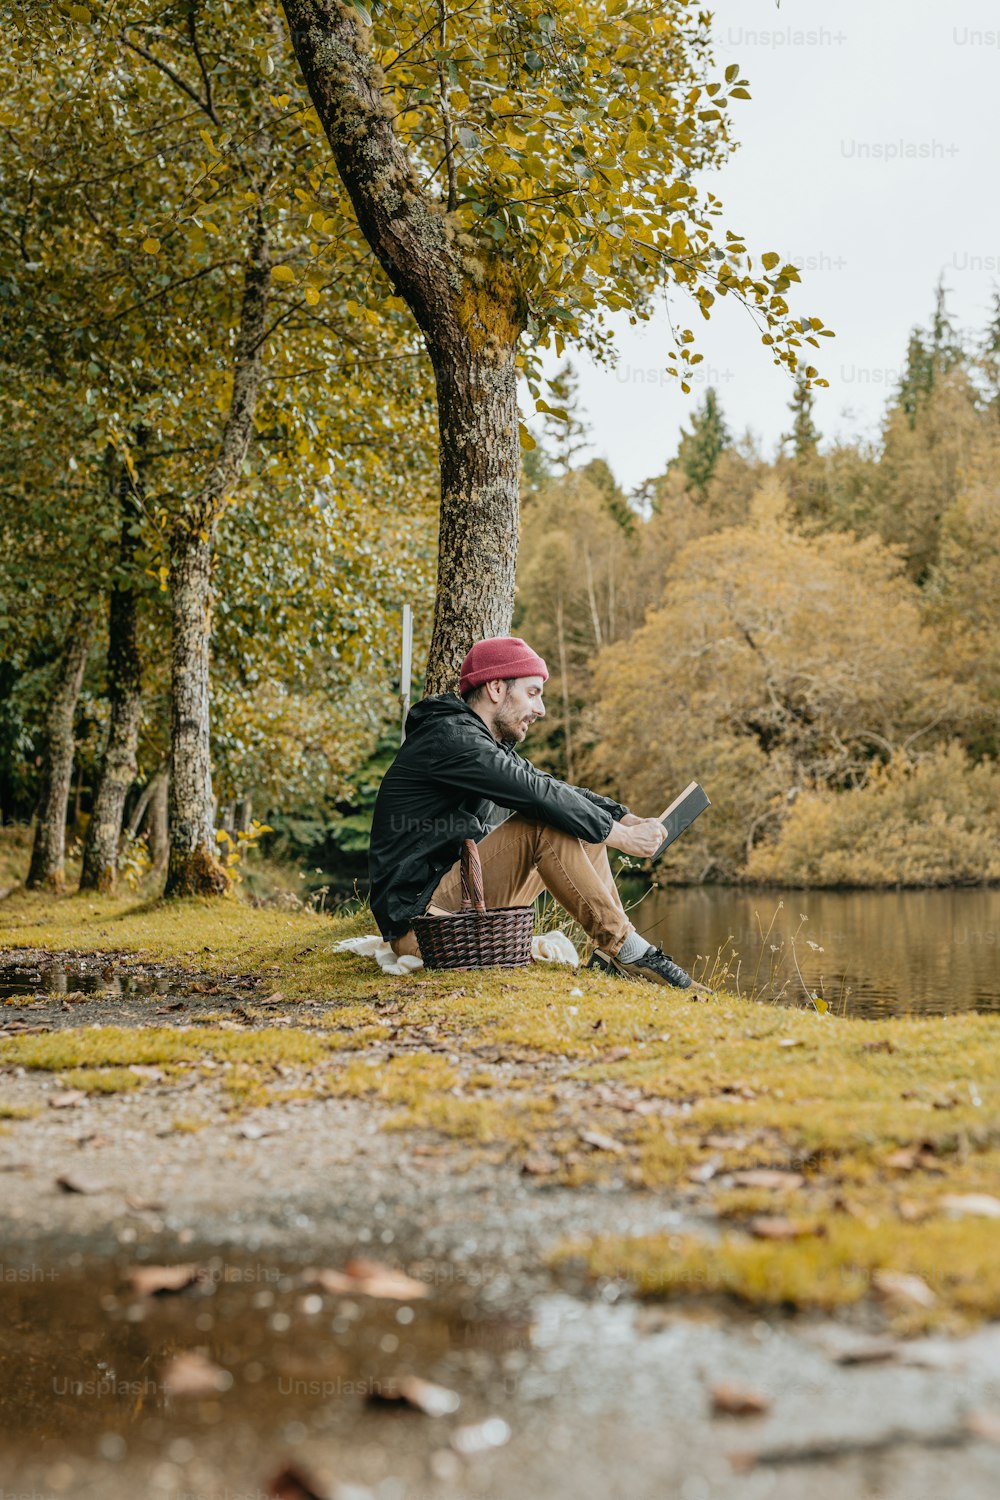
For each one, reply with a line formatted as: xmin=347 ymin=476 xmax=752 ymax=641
xmin=979 ymin=289 xmax=1000 ymax=410
xmin=783 ymin=369 xmax=820 ymax=458
xmin=671 ymin=386 xmax=730 ymax=498
xmin=541 ymin=361 xmax=590 ymax=473
xmin=897 ymin=280 xmax=964 ymax=426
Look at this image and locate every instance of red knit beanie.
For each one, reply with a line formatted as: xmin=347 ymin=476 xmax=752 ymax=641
xmin=459 ymin=636 xmax=549 ymax=696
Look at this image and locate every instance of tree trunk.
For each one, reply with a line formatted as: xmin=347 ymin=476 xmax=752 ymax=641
xmin=80 ymin=467 xmax=143 ymax=894
xmin=281 ymin=0 xmax=527 ymax=694
xmin=165 ymin=531 xmax=229 ymax=896
xmin=426 ymin=343 xmax=521 ymax=691
xmin=125 ymin=761 xmax=166 ymax=842
xmin=164 ymin=216 xmax=270 ymax=898
xmin=147 ymin=770 xmax=169 ymax=880
xmin=556 ymin=594 xmax=574 ymax=782
xmin=26 ymin=617 xmax=94 ymax=892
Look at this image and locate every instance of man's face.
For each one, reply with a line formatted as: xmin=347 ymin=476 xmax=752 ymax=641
xmin=495 ymin=677 xmax=546 ymax=744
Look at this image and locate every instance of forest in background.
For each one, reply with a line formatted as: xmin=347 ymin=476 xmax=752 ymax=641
xmin=1 ymin=4 xmax=996 ymax=896
xmin=516 ymin=286 xmax=1000 ymax=887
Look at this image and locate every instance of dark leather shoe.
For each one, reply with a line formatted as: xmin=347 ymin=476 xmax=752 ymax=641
xmin=587 ymin=945 xmax=692 ymax=989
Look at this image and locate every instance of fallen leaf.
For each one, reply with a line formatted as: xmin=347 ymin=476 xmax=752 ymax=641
xmin=581 ymin=1046 xmax=630 ymax=1064
xmin=127 ymin=1263 xmax=201 ymax=1296
xmin=730 ymin=1170 xmax=805 ymax=1192
xmin=749 ymin=1217 xmax=825 ymax=1241
xmin=521 ymin=1151 xmax=560 ymax=1176
xmin=964 ymin=1409 xmax=1000 ymax=1445
xmin=303 ymin=1260 xmax=429 ymax=1300
xmin=940 ymin=1193 xmax=1000 ymax=1219
xmin=343 ymin=1259 xmax=429 ymax=1300
xmin=872 ymin=1269 xmax=937 ymax=1309
xmin=128 ymin=1064 xmax=165 ymax=1081
xmin=268 ymin=1466 xmax=329 ymax=1500
xmin=56 ymin=1172 xmax=107 ymax=1195
xmin=687 ymin=1161 xmax=717 ymax=1184
xmin=896 ymin=1199 xmax=929 ymax=1223
xmin=710 ymin=1382 xmax=772 ymax=1417
xmin=301 ymin=1267 xmax=354 ymax=1294
xmin=161 ymin=1350 xmax=232 ymax=1397
xmin=450 ymin=1417 xmax=512 ymax=1454
xmin=833 ymin=1338 xmax=902 ymax=1366
xmin=266 ymin=1468 xmax=370 ymax=1500
xmin=49 ymin=1090 xmax=86 ymax=1110
xmin=367 ymin=1376 xmax=460 ymax=1416
xmin=578 ymin=1128 xmax=625 ymax=1154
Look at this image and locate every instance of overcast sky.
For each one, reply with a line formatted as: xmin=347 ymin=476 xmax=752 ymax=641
xmin=526 ymin=0 xmax=1000 ymax=491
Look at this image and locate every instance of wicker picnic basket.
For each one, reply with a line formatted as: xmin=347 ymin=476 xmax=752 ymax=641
xmin=411 ymin=838 xmax=534 ymax=969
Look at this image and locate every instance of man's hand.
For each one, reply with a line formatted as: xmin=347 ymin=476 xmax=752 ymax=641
xmin=606 ymin=817 xmax=665 ymax=859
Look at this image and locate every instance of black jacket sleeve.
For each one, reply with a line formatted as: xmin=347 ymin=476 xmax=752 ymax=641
xmin=565 ymin=783 xmax=629 ymax=823
xmin=430 ymin=732 xmax=615 ymax=844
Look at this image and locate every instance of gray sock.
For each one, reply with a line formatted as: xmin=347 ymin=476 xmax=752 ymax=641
xmin=616 ymin=930 xmax=654 ymax=963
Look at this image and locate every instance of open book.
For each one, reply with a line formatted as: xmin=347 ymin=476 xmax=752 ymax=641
xmin=653 ymin=781 xmax=710 ymax=862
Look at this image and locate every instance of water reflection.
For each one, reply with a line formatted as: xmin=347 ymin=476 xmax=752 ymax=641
xmin=623 ymin=884 xmax=1000 ymax=1018
xmin=0 ymin=1253 xmax=532 ymax=1493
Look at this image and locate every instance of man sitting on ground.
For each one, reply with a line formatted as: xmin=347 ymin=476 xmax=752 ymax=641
xmin=369 ymin=636 xmax=691 ymax=988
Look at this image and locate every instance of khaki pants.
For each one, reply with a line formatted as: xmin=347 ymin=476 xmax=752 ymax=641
xmin=390 ymin=814 xmax=632 ymax=959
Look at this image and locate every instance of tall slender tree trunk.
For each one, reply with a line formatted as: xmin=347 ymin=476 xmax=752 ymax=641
xmin=282 ymin=0 xmax=527 ymax=694
xmin=555 ymin=594 xmax=574 ymax=783
xmin=125 ymin=760 xmax=166 ymax=842
xmin=164 ymin=216 xmax=270 ymax=898
xmin=26 ymin=616 xmax=94 ymax=892
xmin=80 ymin=464 xmax=143 ymax=893
xmin=147 ymin=770 xmax=169 ymax=880
xmin=165 ymin=531 xmax=228 ymax=896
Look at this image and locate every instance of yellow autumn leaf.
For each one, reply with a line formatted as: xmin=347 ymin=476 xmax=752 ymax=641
xmin=271 ymin=265 xmax=296 ymax=282
xmin=142 ymin=237 xmax=161 ymax=255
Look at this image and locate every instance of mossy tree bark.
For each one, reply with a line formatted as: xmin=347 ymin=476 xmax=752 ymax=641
xmin=164 ymin=216 xmax=271 ymax=898
xmin=80 ymin=461 xmax=143 ymax=894
xmin=26 ymin=612 xmax=95 ymax=892
xmin=282 ymin=0 xmax=527 ymax=693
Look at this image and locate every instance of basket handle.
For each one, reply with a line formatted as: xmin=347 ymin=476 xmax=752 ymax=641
xmin=460 ymin=838 xmax=487 ymax=913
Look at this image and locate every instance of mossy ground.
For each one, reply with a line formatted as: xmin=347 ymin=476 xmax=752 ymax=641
xmin=1 ymin=886 xmax=998 ymax=1332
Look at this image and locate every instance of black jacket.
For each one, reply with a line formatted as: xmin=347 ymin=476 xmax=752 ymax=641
xmin=369 ymin=694 xmax=629 ymax=939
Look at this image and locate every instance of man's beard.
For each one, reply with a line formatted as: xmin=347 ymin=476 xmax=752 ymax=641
xmin=496 ymin=704 xmax=531 ymax=745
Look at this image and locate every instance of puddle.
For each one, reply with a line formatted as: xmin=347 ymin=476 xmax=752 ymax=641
xmin=0 ymin=954 xmax=270 ymax=1030
xmin=0 ymin=956 xmax=171 ymax=1001
xmin=1 ymin=1249 xmax=997 ymax=1500
xmin=0 ymin=1249 xmax=532 ymax=1495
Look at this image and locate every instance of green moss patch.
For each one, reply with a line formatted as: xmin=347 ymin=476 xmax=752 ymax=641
xmin=556 ymin=1215 xmax=1000 ymax=1334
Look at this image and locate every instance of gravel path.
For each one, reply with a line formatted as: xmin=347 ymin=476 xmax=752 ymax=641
xmin=3 ymin=951 xmax=1000 ymax=1500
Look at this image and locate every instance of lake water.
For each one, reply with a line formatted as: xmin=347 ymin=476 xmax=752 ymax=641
xmin=620 ymin=883 xmax=1000 ymax=1019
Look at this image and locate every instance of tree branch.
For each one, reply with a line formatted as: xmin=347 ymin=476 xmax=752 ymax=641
xmin=186 ymin=1 xmax=220 ymax=126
